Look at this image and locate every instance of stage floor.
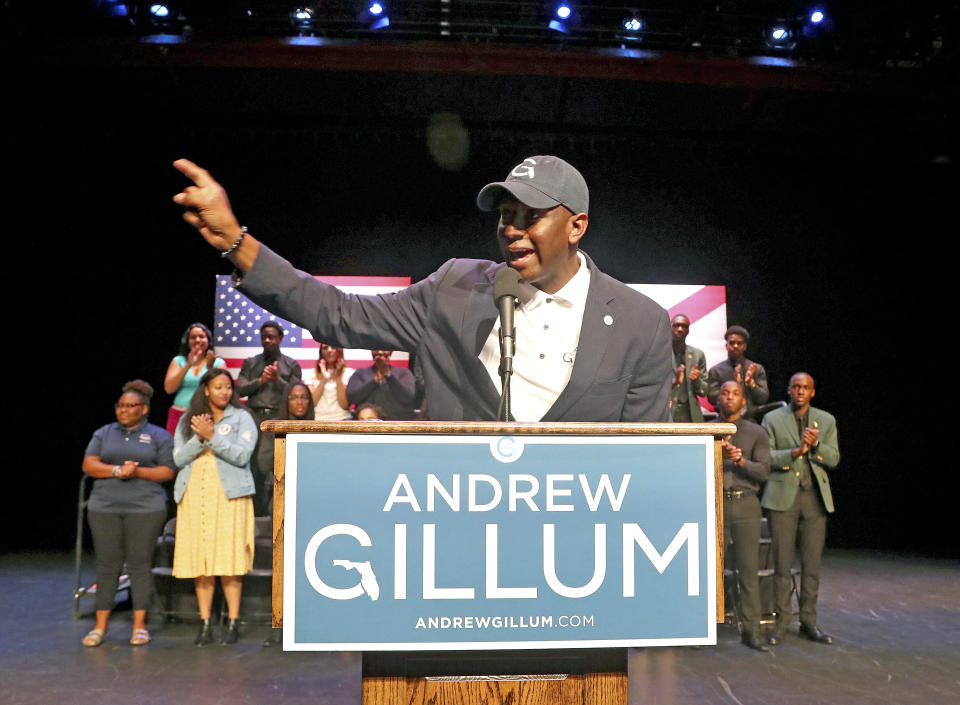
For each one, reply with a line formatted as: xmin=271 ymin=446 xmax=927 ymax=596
xmin=1 ymin=549 xmax=957 ymax=705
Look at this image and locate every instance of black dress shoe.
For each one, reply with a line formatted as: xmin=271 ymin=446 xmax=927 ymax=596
xmin=767 ymin=629 xmax=785 ymax=646
xmin=742 ymin=633 xmax=770 ymax=652
xmin=799 ymin=624 xmax=833 ymax=644
xmin=262 ymin=630 xmax=281 ymax=647
xmin=221 ymin=619 xmax=240 ymax=645
xmin=194 ymin=619 xmax=214 ymax=646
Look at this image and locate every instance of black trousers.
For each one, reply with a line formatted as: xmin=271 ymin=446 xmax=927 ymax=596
xmin=724 ymin=492 xmax=763 ymax=637
xmin=249 ymin=407 xmax=277 ymax=516
xmin=87 ymin=509 xmax=167 ymax=611
xmin=766 ymin=485 xmax=828 ymax=630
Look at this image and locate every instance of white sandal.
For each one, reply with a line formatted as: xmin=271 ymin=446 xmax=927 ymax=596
xmin=82 ymin=628 xmax=105 ymax=647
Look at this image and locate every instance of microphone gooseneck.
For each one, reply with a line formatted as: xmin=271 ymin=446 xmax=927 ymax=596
xmin=493 ymin=267 xmax=522 ymax=422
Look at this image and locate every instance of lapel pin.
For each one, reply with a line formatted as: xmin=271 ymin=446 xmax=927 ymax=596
xmin=603 ymin=315 xmax=613 ymax=326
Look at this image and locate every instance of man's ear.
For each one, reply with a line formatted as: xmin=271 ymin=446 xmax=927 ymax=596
xmin=568 ymin=212 xmax=588 ymax=246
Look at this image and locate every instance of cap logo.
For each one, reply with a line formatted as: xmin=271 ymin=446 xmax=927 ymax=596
xmin=510 ymin=158 xmax=536 ymax=179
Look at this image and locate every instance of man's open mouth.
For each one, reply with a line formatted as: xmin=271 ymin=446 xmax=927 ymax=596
xmin=508 ymin=248 xmax=534 ymax=263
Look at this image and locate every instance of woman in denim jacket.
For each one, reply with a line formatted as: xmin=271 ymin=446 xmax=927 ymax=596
xmin=173 ymin=369 xmax=257 ymax=645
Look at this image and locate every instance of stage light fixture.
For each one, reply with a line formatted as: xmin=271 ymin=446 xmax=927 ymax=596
xmin=619 ymin=13 xmax=645 ymax=42
xmin=764 ymin=23 xmax=796 ymax=50
xmin=801 ymin=6 xmax=833 ymax=39
xmin=143 ymin=2 xmax=179 ymax=30
xmin=291 ymin=5 xmax=315 ymax=29
xmin=359 ymin=1 xmax=389 ymax=30
xmin=548 ymin=3 xmax=574 ymax=33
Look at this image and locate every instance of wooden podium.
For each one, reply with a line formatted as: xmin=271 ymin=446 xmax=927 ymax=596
xmin=262 ymin=420 xmax=734 ymax=705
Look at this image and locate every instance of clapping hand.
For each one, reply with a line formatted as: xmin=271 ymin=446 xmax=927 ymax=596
xmin=373 ymin=356 xmax=391 ymax=381
xmin=801 ymin=426 xmax=819 ymax=448
xmin=191 ymin=413 xmax=215 ymax=441
xmin=186 ymin=344 xmax=206 ymax=366
xmin=117 ymin=460 xmax=139 ymax=480
xmin=721 ymin=438 xmax=743 ymax=463
xmin=259 ymin=362 xmax=279 ymax=385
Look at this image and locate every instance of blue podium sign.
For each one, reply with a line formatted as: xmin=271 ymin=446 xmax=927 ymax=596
xmin=283 ymin=434 xmax=716 ymax=650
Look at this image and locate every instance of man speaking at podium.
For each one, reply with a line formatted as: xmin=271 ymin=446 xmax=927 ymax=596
xmin=173 ymin=155 xmax=672 ymax=423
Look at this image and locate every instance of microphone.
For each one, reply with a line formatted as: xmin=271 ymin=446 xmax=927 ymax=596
xmin=493 ymin=267 xmax=521 ymax=421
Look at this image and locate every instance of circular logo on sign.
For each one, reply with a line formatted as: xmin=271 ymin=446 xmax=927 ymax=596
xmin=490 ymin=436 xmax=523 ymax=463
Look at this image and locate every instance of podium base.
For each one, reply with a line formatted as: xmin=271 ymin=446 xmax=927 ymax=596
xmin=362 ymin=648 xmax=627 ymax=705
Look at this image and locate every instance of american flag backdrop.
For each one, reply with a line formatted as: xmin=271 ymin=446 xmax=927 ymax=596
xmin=213 ymin=275 xmax=726 ymax=385
xmin=213 ymin=274 xmax=412 ymax=386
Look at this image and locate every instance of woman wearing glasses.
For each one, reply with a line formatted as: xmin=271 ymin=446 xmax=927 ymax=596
xmin=80 ymin=380 xmax=175 ymax=647
xmin=261 ymin=380 xmax=316 ymax=647
xmin=281 ymin=380 xmax=317 ymax=422
xmin=257 ymin=380 xmax=317 ymax=518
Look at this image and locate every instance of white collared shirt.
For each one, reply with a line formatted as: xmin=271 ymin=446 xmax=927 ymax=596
xmin=479 ymin=252 xmax=591 ymax=421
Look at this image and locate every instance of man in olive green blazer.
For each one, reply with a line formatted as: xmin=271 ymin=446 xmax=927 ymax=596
xmin=762 ymin=372 xmax=840 ymax=646
xmin=669 ymin=314 xmax=709 ymax=422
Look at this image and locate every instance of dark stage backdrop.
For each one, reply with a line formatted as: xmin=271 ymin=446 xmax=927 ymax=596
xmin=5 ymin=57 xmax=955 ymax=556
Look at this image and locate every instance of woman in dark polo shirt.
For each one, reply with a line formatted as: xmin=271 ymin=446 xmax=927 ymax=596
xmin=81 ymin=380 xmax=175 ymax=647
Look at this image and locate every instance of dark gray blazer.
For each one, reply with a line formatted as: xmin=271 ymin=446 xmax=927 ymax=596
xmin=238 ymin=244 xmax=672 ymax=423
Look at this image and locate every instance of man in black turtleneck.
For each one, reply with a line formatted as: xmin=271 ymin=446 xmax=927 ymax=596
xmin=715 ymin=380 xmax=771 ymax=651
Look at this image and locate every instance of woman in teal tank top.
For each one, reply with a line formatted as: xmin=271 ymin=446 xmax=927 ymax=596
xmin=163 ymin=322 xmax=226 ymax=434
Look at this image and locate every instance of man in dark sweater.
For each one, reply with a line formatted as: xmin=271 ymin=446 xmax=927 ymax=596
xmin=237 ymin=320 xmax=302 ymax=514
xmin=707 ymin=325 xmax=769 ymax=419
xmin=346 ymin=350 xmax=418 ymax=421
xmin=715 ymin=380 xmax=771 ymax=651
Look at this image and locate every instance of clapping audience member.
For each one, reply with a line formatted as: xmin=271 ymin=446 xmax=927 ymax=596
xmin=714 ymin=381 xmax=771 ymax=651
xmin=763 ymin=373 xmax=840 ymax=646
xmin=164 ymin=323 xmax=226 ymax=435
xmin=172 ymin=369 xmax=257 ymax=646
xmin=237 ymin=321 xmax=302 ymax=515
xmin=346 ymin=350 xmax=417 ymax=420
xmin=309 ymin=343 xmax=353 ymax=420
xmin=81 ymin=380 xmax=175 ymax=647
xmin=669 ymin=314 xmax=709 ymax=421
xmin=707 ymin=325 xmax=769 ymax=419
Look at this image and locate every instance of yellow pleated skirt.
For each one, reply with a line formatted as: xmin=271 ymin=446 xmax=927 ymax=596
xmin=172 ymin=449 xmax=254 ymax=578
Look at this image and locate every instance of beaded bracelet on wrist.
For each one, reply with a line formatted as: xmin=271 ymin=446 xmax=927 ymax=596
xmin=221 ymin=226 xmax=248 ymax=258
